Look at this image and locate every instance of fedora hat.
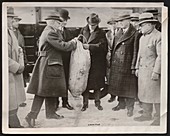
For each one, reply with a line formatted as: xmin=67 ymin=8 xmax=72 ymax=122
xmin=116 ymin=14 xmax=131 ymax=21
xmin=138 ymin=13 xmax=158 ymax=25
xmin=107 ymin=17 xmax=117 ymax=24
xmin=86 ymin=13 xmax=101 ymax=25
xmin=130 ymin=13 xmax=140 ymax=21
xmin=14 ymin=16 xmax=22 ymax=21
xmin=45 ymin=12 xmax=63 ymax=22
xmin=7 ymin=7 xmax=17 ymax=17
xmin=59 ymin=9 xmax=70 ymax=21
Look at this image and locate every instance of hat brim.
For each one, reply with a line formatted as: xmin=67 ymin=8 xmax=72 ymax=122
xmin=116 ymin=16 xmax=131 ymax=21
xmin=45 ymin=17 xmax=63 ymax=22
xmin=138 ymin=19 xmax=159 ymax=25
xmin=86 ymin=17 xmax=101 ymax=25
xmin=14 ymin=17 xmax=22 ymax=21
xmin=7 ymin=14 xmax=17 ymax=17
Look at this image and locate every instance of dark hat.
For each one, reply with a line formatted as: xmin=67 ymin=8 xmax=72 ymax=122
xmin=7 ymin=7 xmax=17 ymax=17
xmin=59 ymin=9 xmax=70 ymax=21
xmin=45 ymin=12 xmax=63 ymax=22
xmin=130 ymin=13 xmax=140 ymax=21
xmin=86 ymin=13 xmax=101 ymax=25
xmin=116 ymin=14 xmax=131 ymax=21
xmin=143 ymin=8 xmax=159 ymax=15
xmin=14 ymin=16 xmax=22 ymax=21
xmin=138 ymin=13 xmax=158 ymax=25
xmin=107 ymin=18 xmax=117 ymax=24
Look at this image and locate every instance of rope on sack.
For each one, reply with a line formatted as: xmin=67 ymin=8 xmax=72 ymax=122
xmin=77 ymin=34 xmax=88 ymax=44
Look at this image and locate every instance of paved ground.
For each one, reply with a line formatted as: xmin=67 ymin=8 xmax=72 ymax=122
xmin=18 ymin=84 xmax=155 ymax=128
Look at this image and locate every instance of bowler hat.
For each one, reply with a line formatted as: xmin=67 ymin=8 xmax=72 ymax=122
xmin=138 ymin=13 xmax=158 ymax=25
xmin=59 ymin=9 xmax=70 ymax=21
xmin=7 ymin=7 xmax=17 ymax=17
xmin=86 ymin=13 xmax=101 ymax=25
xmin=107 ymin=18 xmax=117 ymax=24
xmin=116 ymin=14 xmax=131 ymax=21
xmin=130 ymin=13 xmax=140 ymax=21
xmin=14 ymin=16 xmax=22 ymax=21
xmin=143 ymin=8 xmax=159 ymax=16
xmin=45 ymin=12 xmax=63 ymax=22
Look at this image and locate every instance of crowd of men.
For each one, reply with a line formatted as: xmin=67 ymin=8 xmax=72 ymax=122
xmin=7 ymin=7 xmax=161 ymax=128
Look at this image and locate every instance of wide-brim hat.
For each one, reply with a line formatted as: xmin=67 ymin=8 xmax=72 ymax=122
xmin=107 ymin=18 xmax=117 ymax=24
xmin=86 ymin=13 xmax=101 ymax=25
xmin=59 ymin=8 xmax=70 ymax=21
xmin=14 ymin=16 xmax=22 ymax=21
xmin=116 ymin=14 xmax=131 ymax=21
xmin=7 ymin=7 xmax=17 ymax=17
xmin=130 ymin=13 xmax=140 ymax=21
xmin=138 ymin=13 xmax=159 ymax=25
xmin=45 ymin=12 xmax=63 ymax=22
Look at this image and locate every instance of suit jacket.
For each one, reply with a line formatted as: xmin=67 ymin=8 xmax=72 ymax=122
xmin=27 ymin=26 xmax=76 ymax=97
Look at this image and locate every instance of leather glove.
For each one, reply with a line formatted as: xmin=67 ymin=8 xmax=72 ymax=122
xmin=83 ymin=44 xmax=89 ymax=50
xmin=151 ymin=72 xmax=159 ymax=81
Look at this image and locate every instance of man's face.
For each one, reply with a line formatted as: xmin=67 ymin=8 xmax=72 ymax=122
xmin=61 ymin=20 xmax=67 ymax=27
xmin=54 ymin=20 xmax=62 ymax=29
xmin=108 ymin=22 xmax=117 ymax=30
xmin=139 ymin=22 xmax=152 ymax=34
xmin=7 ymin=16 xmax=14 ymax=27
xmin=12 ymin=19 xmax=19 ymax=29
xmin=118 ymin=19 xmax=130 ymax=29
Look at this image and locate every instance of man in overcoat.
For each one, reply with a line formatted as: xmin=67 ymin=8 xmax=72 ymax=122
xmin=108 ymin=14 xmax=139 ymax=117
xmin=79 ymin=13 xmax=107 ymax=111
xmin=8 ymin=7 xmax=26 ymax=128
xmin=56 ymin=9 xmax=80 ymax=110
xmin=25 ymin=13 xmax=77 ymax=127
xmin=134 ymin=13 xmax=161 ymax=126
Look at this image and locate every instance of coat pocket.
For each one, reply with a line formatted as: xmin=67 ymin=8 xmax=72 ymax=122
xmin=46 ymin=59 xmax=63 ymax=78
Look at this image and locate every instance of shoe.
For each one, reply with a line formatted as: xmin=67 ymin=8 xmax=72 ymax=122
xmin=108 ymin=97 xmax=115 ymax=103
xmin=19 ymin=103 xmax=27 ymax=107
xmin=62 ymin=103 xmax=74 ymax=110
xmin=150 ymin=118 xmax=160 ymax=126
xmin=134 ymin=115 xmax=152 ymax=122
xmin=46 ymin=113 xmax=64 ymax=119
xmin=25 ymin=115 xmax=35 ymax=128
xmin=97 ymin=105 xmax=103 ymax=110
xmin=127 ymin=109 xmax=133 ymax=117
xmin=138 ymin=110 xmax=144 ymax=114
xmin=112 ymin=105 xmax=126 ymax=111
xmin=81 ymin=105 xmax=88 ymax=111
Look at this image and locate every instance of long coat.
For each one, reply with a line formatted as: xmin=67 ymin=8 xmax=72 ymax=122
xmin=108 ymin=24 xmax=139 ymax=98
xmin=136 ymin=28 xmax=161 ymax=103
xmin=80 ymin=25 xmax=107 ymax=90
xmin=8 ymin=29 xmax=26 ymax=111
xmin=27 ymin=26 xmax=76 ymax=97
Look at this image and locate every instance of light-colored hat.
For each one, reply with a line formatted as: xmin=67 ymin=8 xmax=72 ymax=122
xmin=7 ymin=7 xmax=17 ymax=17
xmin=107 ymin=18 xmax=117 ymax=24
xmin=138 ymin=13 xmax=158 ymax=25
xmin=116 ymin=14 xmax=131 ymax=21
xmin=86 ymin=13 xmax=101 ymax=25
xmin=130 ymin=13 xmax=140 ymax=21
xmin=143 ymin=8 xmax=159 ymax=16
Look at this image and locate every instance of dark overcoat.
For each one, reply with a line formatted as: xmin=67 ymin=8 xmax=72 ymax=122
xmin=27 ymin=26 xmax=76 ymax=97
xmin=108 ymin=24 xmax=140 ymax=98
xmin=80 ymin=25 xmax=107 ymax=90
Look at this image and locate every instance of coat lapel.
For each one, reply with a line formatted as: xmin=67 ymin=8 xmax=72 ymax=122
xmin=87 ymin=27 xmax=100 ymax=43
xmin=113 ymin=24 xmax=136 ymax=51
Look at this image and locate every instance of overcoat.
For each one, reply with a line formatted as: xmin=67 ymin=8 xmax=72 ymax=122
xmin=79 ymin=25 xmax=107 ymax=90
xmin=136 ymin=28 xmax=161 ymax=103
xmin=8 ymin=29 xmax=26 ymax=111
xmin=108 ymin=24 xmax=139 ymax=98
xmin=27 ymin=26 xmax=76 ymax=97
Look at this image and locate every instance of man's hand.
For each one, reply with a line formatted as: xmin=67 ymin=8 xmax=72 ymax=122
xmin=83 ymin=44 xmax=89 ymax=50
xmin=151 ymin=72 xmax=159 ymax=81
xmin=131 ymin=69 xmax=136 ymax=75
xmin=135 ymin=69 xmax=139 ymax=77
xmin=16 ymin=65 xmax=25 ymax=74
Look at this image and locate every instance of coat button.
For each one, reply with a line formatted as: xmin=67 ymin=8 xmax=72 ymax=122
xmin=122 ymin=42 xmax=125 ymax=45
xmin=121 ymin=51 xmax=123 ymax=55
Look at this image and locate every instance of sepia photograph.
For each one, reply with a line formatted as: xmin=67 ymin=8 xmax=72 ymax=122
xmin=2 ymin=2 xmax=168 ymax=134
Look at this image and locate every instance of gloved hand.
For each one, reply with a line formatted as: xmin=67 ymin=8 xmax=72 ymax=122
xmin=151 ymin=72 xmax=159 ymax=80
xmin=16 ymin=65 xmax=25 ymax=74
xmin=82 ymin=44 xmax=89 ymax=50
xmin=135 ymin=69 xmax=139 ymax=77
